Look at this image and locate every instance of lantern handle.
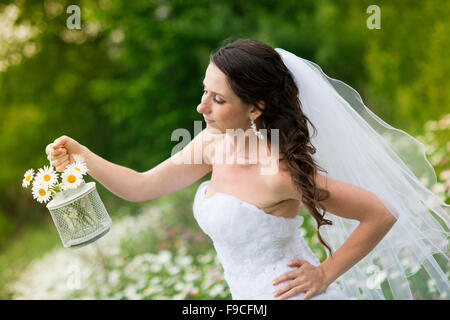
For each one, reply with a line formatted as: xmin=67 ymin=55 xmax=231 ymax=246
xmin=49 ymin=144 xmax=64 ymax=169
xmin=49 ymin=147 xmax=53 ymax=168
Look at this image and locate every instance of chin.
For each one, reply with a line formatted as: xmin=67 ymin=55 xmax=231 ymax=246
xmin=206 ymin=126 xmax=224 ymax=135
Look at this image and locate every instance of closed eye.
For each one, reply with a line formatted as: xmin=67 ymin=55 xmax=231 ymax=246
xmin=202 ymin=89 xmax=225 ymax=104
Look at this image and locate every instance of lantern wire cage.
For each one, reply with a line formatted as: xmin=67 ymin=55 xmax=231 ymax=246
xmin=45 ymin=148 xmax=112 ymax=248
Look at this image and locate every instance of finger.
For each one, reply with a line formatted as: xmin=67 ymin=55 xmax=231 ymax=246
xmin=46 ymin=144 xmax=62 ymax=156
xmin=51 ymin=154 xmax=67 ymax=165
xmin=52 ymin=155 xmax=69 ymax=167
xmin=274 ymin=278 xmax=301 ymax=297
xmin=56 ymin=160 xmax=69 ymax=172
xmin=287 ymin=258 xmax=308 ymax=267
xmin=50 ymin=150 xmax=66 ymax=160
xmin=278 ymin=283 xmax=307 ymax=300
xmin=272 ymin=271 xmax=296 ymax=285
xmin=297 ymin=290 xmax=314 ymax=300
xmin=45 ymin=144 xmax=53 ymax=155
xmin=54 ymin=146 xmax=67 ymax=153
xmin=53 ymin=149 xmax=67 ymax=159
xmin=53 ymin=135 xmax=68 ymax=149
xmin=58 ymin=154 xmax=69 ymax=163
xmin=51 ymin=149 xmax=67 ymax=160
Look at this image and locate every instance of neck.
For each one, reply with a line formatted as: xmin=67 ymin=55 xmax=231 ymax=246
xmin=226 ymin=130 xmax=270 ymax=164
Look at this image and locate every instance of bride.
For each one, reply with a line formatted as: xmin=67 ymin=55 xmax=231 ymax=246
xmin=46 ymin=38 xmax=449 ymax=300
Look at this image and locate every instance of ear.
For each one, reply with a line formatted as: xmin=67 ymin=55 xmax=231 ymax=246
xmin=249 ymin=100 xmax=265 ymax=119
xmin=256 ymin=100 xmax=265 ymax=111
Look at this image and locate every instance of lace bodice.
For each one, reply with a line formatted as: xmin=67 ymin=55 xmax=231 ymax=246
xmin=192 ymin=180 xmax=348 ymax=300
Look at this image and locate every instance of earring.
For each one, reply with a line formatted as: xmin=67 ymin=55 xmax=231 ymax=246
xmin=250 ymin=119 xmax=265 ymax=140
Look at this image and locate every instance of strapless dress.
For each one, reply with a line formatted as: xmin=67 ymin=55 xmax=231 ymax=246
xmin=192 ymin=180 xmax=349 ymax=300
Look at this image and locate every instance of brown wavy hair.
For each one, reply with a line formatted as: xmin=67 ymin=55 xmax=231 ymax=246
xmin=210 ymin=38 xmax=334 ymax=257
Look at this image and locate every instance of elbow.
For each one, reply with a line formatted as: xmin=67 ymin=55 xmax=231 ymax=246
xmin=128 ymin=197 xmax=144 ymax=203
xmin=119 ymin=193 xmax=144 ymax=203
xmin=361 ymin=208 xmax=398 ymax=228
xmin=135 ymin=171 xmax=162 ymax=203
xmin=377 ymin=197 xmax=398 ymax=226
xmin=132 ymin=172 xmax=150 ymax=203
xmin=361 ymin=212 xmax=397 ymax=227
xmin=381 ymin=209 xmax=398 ymax=229
xmin=129 ymin=191 xmax=149 ymax=203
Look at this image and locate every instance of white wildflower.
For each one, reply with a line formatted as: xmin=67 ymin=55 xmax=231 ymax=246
xmin=22 ymin=168 xmax=35 ymax=188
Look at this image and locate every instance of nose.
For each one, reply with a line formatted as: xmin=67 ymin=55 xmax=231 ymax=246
xmin=197 ymin=96 xmax=211 ymax=115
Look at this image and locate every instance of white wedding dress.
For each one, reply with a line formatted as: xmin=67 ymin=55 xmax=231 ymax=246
xmin=193 ymin=180 xmax=349 ymax=300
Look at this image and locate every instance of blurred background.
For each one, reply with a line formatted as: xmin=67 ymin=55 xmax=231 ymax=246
xmin=0 ymin=0 xmax=449 ymax=299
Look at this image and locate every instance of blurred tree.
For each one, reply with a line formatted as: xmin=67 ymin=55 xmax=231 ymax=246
xmin=0 ymin=0 xmax=448 ymax=251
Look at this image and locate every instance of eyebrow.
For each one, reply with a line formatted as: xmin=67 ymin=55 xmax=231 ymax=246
xmin=202 ymin=80 xmax=226 ymax=98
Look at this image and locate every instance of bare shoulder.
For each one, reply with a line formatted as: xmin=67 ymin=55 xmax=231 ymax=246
xmin=269 ymin=170 xmax=339 ymax=202
xmin=268 ymin=167 xmax=335 ymax=202
xmin=267 ymin=168 xmax=397 ymax=222
xmin=266 ymin=160 xmax=303 ymax=201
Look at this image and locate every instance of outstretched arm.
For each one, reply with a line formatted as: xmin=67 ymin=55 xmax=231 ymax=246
xmin=80 ymin=128 xmax=213 ymax=202
xmin=135 ymin=128 xmax=213 ymax=202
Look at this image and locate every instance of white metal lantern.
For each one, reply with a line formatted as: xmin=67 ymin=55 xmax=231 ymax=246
xmin=45 ymin=148 xmax=111 ymax=248
xmin=46 ymin=181 xmax=112 ymax=248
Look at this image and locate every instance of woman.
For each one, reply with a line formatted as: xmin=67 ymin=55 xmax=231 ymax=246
xmin=46 ymin=38 xmax=449 ymax=300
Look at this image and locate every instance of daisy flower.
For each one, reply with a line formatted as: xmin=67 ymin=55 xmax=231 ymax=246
xmin=62 ymin=208 xmax=77 ymax=231
xmin=31 ymin=182 xmax=52 ymax=203
xmin=61 ymin=167 xmax=83 ymax=189
xmin=35 ymin=165 xmax=59 ymax=189
xmin=72 ymin=153 xmax=86 ymax=165
xmin=22 ymin=169 xmax=35 ymax=188
xmin=67 ymin=155 xmax=89 ymax=176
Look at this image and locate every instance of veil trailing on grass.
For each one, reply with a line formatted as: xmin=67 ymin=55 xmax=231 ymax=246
xmin=275 ymin=48 xmax=450 ymax=300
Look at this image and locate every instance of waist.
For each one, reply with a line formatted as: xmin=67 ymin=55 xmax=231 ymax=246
xmin=213 ymin=233 xmax=321 ymax=277
xmin=221 ymin=257 xmax=347 ymax=300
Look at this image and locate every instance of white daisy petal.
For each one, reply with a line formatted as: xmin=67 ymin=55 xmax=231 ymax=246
xmin=22 ymin=168 xmax=35 ymax=188
xmin=35 ymin=165 xmax=59 ymax=189
xmin=72 ymin=154 xmax=86 ymax=164
xmin=31 ymin=182 xmax=52 ymax=203
xmin=71 ymin=154 xmax=89 ymax=175
xmin=61 ymin=167 xmax=83 ymax=189
xmin=66 ymin=161 xmax=88 ymax=176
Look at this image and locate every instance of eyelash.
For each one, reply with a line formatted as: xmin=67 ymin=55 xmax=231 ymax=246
xmin=202 ymin=89 xmax=225 ymax=104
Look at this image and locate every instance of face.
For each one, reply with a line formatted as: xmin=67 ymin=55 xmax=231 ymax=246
xmin=197 ymin=62 xmax=262 ymax=133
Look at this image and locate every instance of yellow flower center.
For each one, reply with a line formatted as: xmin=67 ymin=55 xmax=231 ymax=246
xmin=39 ymin=188 xmax=46 ymax=196
xmin=75 ymin=167 xmax=80 ymax=171
xmin=26 ymin=175 xmax=31 ymax=181
xmin=67 ymin=174 xmax=76 ymax=183
xmin=43 ymin=174 xmax=51 ymax=181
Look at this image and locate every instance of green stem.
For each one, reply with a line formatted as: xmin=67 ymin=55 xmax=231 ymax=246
xmin=67 ymin=201 xmax=99 ymax=237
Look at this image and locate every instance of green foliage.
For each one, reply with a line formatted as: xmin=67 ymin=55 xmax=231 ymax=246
xmin=0 ymin=208 xmax=14 ymax=249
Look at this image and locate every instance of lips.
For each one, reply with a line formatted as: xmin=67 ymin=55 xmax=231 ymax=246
xmin=204 ymin=117 xmax=215 ymax=123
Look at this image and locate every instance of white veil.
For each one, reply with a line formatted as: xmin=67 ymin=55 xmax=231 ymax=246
xmin=275 ymin=48 xmax=450 ymax=300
